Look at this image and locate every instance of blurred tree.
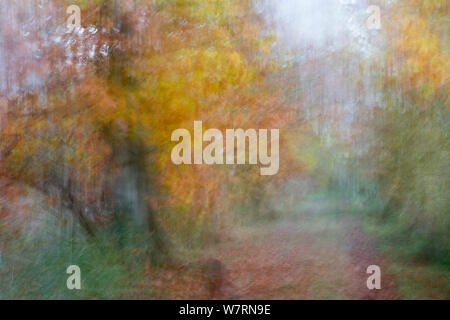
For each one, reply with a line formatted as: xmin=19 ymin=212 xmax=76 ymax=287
xmin=0 ymin=0 xmax=300 ymax=257
xmin=367 ymin=0 xmax=449 ymax=262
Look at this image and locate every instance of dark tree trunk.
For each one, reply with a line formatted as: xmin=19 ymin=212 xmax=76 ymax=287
xmin=111 ymin=136 xmax=169 ymax=262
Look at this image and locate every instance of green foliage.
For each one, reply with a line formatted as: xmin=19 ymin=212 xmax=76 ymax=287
xmin=0 ymin=220 xmax=155 ymax=299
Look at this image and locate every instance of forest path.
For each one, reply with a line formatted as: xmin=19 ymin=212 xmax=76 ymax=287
xmin=210 ymin=197 xmax=401 ymax=299
xmin=149 ymin=196 xmax=401 ymax=299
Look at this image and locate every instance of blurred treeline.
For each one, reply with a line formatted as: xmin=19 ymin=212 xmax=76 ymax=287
xmin=358 ymin=0 xmax=448 ymax=265
xmin=0 ymin=0 xmax=448 ymax=298
xmin=307 ymin=0 xmax=449 ymax=265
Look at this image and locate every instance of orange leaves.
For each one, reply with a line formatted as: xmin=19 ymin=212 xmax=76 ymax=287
xmin=387 ymin=0 xmax=449 ymax=98
xmin=0 ymin=0 xmax=302 ymax=243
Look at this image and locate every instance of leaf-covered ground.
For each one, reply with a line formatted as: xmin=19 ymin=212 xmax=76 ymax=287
xmin=144 ymin=196 xmax=448 ymax=300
